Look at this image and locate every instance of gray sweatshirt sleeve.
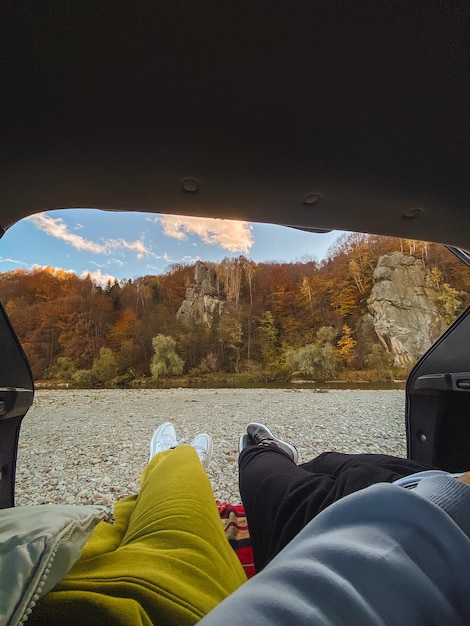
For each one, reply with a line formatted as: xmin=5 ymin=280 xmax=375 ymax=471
xmin=413 ymin=474 xmax=470 ymax=538
xmin=200 ymin=481 xmax=470 ymax=625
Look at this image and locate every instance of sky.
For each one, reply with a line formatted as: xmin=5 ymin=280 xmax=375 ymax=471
xmin=0 ymin=209 xmax=343 ymax=286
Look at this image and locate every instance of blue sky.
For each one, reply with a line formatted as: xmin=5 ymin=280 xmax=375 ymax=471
xmin=0 ymin=209 xmax=343 ymax=285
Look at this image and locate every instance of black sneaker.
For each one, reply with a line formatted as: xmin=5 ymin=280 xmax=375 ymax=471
xmin=246 ymin=422 xmax=298 ymax=463
xmin=238 ymin=433 xmax=252 ymax=454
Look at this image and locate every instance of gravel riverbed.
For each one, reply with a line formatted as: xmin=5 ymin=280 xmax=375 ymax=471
xmin=15 ymin=388 xmax=407 ymax=506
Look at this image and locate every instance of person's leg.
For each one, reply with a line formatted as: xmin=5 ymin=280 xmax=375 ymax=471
xmin=301 ymin=450 xmax=437 ymax=479
xmin=239 ymin=445 xmax=340 ymax=571
xmin=239 ymin=427 xmax=437 ymax=571
xmin=31 ymin=444 xmax=246 ymax=626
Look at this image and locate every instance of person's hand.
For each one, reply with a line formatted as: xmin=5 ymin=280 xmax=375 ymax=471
xmin=457 ymin=471 xmax=470 ymax=485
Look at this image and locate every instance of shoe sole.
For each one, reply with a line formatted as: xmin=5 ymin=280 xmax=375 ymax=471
xmin=205 ymin=436 xmax=213 ymax=468
xmin=238 ymin=433 xmax=251 ymax=454
xmin=248 ymin=422 xmax=298 ymax=463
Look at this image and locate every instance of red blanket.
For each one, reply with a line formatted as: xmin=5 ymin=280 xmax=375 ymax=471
xmin=217 ymin=501 xmax=256 ymax=579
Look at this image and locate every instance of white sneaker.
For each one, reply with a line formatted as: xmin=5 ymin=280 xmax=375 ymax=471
xmin=190 ymin=433 xmax=213 ymax=470
xmin=149 ymin=422 xmax=178 ymax=460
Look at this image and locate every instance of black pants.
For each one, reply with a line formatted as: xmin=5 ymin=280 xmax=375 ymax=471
xmin=238 ymin=447 xmax=436 ymax=571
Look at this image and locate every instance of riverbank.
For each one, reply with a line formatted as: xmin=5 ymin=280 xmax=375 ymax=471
xmin=15 ymin=388 xmax=408 ymax=506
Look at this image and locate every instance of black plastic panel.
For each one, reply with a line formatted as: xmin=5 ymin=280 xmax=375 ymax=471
xmin=406 ymin=306 xmax=470 ymax=472
xmin=0 ymin=415 xmax=24 ymax=508
xmin=0 ymin=302 xmax=34 ymax=508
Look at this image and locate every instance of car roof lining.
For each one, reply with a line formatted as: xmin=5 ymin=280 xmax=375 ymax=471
xmin=2 ymin=2 xmax=469 ymax=248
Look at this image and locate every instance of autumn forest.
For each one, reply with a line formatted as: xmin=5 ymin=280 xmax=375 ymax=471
xmin=1 ymin=234 xmax=469 ymax=386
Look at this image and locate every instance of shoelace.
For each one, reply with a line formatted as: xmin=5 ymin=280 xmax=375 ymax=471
xmin=251 ymin=431 xmax=273 ymax=445
xmin=159 ymin=435 xmax=176 ymax=448
xmin=157 ymin=436 xmax=185 ymax=449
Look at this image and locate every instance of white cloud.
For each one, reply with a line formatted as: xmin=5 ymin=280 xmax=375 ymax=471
xmin=90 ymin=258 xmax=127 ymax=269
xmin=119 ymin=239 xmax=148 ymax=260
xmin=0 ymin=256 xmax=28 ymax=267
xmin=80 ymin=269 xmax=117 ymax=286
xmin=28 ymin=213 xmax=154 ymax=259
xmin=28 ymin=213 xmax=105 ymax=253
xmin=29 ymin=263 xmax=117 ymax=286
xmin=159 ymin=215 xmax=254 ymax=253
xmin=180 ymin=255 xmax=201 ymax=264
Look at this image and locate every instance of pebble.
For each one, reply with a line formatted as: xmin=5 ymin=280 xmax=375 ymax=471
xmin=15 ymin=388 xmax=407 ymax=506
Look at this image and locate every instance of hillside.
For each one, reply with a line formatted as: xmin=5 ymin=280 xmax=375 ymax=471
xmin=1 ymin=234 xmax=468 ymax=383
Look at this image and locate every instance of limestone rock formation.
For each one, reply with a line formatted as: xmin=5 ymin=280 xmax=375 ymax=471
xmin=176 ymin=261 xmax=225 ymax=327
xmin=367 ymin=252 xmax=445 ymax=366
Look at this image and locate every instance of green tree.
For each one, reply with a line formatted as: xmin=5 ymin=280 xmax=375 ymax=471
xmin=258 ymin=311 xmax=279 ymax=367
xmin=72 ymin=368 xmax=95 ymax=386
xmin=150 ymin=334 xmax=184 ymax=379
xmin=44 ymin=356 xmax=78 ymax=380
xmin=219 ymin=312 xmax=243 ymax=371
xmin=286 ymin=326 xmax=338 ymax=381
xmin=92 ymin=347 xmax=118 ymax=383
xmin=365 ymin=343 xmax=394 ymax=370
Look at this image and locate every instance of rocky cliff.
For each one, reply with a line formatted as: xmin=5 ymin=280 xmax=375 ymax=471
xmin=176 ymin=261 xmax=225 ymax=327
xmin=367 ymin=252 xmax=445 ymax=366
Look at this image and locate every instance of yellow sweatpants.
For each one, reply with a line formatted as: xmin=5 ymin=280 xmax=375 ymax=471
xmin=29 ymin=445 xmax=247 ymax=625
